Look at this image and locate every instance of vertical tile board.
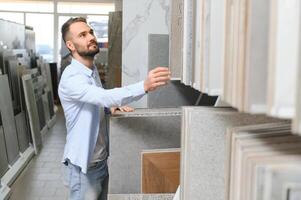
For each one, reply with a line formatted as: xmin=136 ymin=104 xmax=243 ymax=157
xmin=182 ymin=0 xmax=195 ymax=86
xmin=107 ymin=11 xmax=122 ymax=89
xmin=22 ymin=73 xmax=42 ymax=154
xmin=169 ymin=0 xmax=183 ymax=79
xmin=243 ymin=0 xmax=270 ymax=113
xmin=0 ymin=113 xmax=9 ymax=178
xmin=0 ymin=75 xmax=20 ymax=165
xmin=293 ymin=1 xmax=301 ymax=135
xmin=206 ymin=0 xmax=225 ymax=96
xmin=267 ymin=0 xmax=300 ymax=118
xmin=15 ymin=111 xmax=30 ymax=153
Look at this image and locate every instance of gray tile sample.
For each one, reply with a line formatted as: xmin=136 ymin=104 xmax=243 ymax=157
xmin=148 ymin=34 xmax=169 ymax=70
xmin=170 ymin=0 xmax=183 ymax=79
xmin=107 ymin=11 xmax=122 ymax=89
xmin=0 ymin=121 xmax=9 ymax=178
xmin=148 ymin=34 xmax=199 ymax=108
xmin=109 ymin=108 xmax=181 ymax=194
xmin=15 ymin=111 xmax=30 ymax=153
xmin=22 ymin=72 xmax=43 ymax=154
xmin=180 ymin=106 xmax=282 ymax=200
xmin=108 ymin=194 xmax=174 ymax=200
xmin=147 ymin=80 xmax=200 ymax=108
xmin=0 ymin=75 xmax=20 ymax=165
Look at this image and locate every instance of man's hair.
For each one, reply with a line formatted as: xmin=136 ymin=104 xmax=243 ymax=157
xmin=61 ymin=17 xmax=87 ymax=43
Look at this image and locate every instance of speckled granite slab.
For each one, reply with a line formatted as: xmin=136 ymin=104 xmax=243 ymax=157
xmin=180 ymin=106 xmax=282 ymax=200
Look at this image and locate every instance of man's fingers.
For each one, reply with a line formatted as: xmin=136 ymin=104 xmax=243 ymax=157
xmin=151 ymin=71 xmax=171 ymax=78
xmin=151 ymin=67 xmax=169 ymax=74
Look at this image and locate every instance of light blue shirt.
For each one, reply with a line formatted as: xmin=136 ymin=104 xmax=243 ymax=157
xmin=58 ymin=58 xmax=145 ymax=173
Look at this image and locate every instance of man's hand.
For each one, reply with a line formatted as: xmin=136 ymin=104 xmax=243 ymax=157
xmin=110 ymin=106 xmax=134 ymax=114
xmin=144 ymin=67 xmax=171 ymax=92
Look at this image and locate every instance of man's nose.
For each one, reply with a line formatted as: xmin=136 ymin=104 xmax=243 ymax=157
xmin=87 ymin=33 xmax=96 ymax=41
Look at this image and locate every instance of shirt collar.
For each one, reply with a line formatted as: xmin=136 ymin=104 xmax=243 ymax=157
xmin=71 ymin=58 xmax=95 ymax=77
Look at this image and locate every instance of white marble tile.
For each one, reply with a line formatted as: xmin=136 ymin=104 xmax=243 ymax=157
xmin=267 ymin=0 xmax=300 ymax=118
xmin=122 ymin=0 xmax=170 ymax=108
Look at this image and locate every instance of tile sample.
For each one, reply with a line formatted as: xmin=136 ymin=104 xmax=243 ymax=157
xmin=182 ymin=0 xmax=195 ymax=86
xmin=0 ymin=75 xmax=20 ymax=165
xmin=107 ymin=11 xmax=122 ymax=89
xmin=109 ymin=108 xmax=181 ymax=194
xmin=142 ymin=149 xmax=180 ymax=193
xmin=205 ymin=0 xmax=225 ymax=96
xmin=147 ymin=80 xmax=200 ymax=108
xmin=22 ymin=72 xmax=43 ymax=154
xmin=267 ymin=0 xmax=300 ymax=118
xmin=148 ymin=34 xmax=169 ymax=71
xmin=108 ymin=194 xmax=174 ymax=200
xmin=256 ymin=164 xmax=301 ymax=200
xmin=0 ymin=113 xmax=9 ymax=178
xmin=122 ymin=0 xmax=170 ymax=108
xmin=169 ymin=0 xmax=183 ymax=79
xmin=15 ymin=111 xmax=30 ymax=153
xmin=147 ymin=34 xmax=199 ymax=108
xmin=225 ymin=122 xmax=294 ymax=200
xmin=293 ymin=2 xmax=301 ymax=135
xmin=180 ymin=106 xmax=281 ymax=200
xmin=243 ymin=0 xmax=270 ymax=113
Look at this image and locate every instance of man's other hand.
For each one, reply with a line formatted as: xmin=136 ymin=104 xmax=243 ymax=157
xmin=144 ymin=67 xmax=171 ymax=92
xmin=110 ymin=106 xmax=134 ymax=114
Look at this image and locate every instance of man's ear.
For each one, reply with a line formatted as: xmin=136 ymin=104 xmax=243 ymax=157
xmin=66 ymin=40 xmax=75 ymax=52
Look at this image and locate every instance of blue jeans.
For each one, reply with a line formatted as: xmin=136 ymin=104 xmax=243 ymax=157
xmin=64 ymin=159 xmax=109 ymax=200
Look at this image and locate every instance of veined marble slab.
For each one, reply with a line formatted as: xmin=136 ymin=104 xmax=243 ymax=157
xmin=122 ymin=0 xmax=170 ymax=108
xmin=109 ymin=108 xmax=181 ymax=194
xmin=180 ymin=106 xmax=282 ymax=200
xmin=0 ymin=75 xmax=20 ymax=165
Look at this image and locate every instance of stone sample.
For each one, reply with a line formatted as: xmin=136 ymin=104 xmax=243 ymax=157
xmin=109 ymin=108 xmax=181 ymax=194
xmin=169 ymin=0 xmax=183 ymax=79
xmin=0 ymin=113 xmax=9 ymax=178
xmin=108 ymin=194 xmax=174 ymax=200
xmin=142 ymin=149 xmax=180 ymax=193
xmin=0 ymin=75 xmax=20 ymax=165
xmin=22 ymin=71 xmax=43 ymax=154
xmin=180 ymin=106 xmax=282 ymax=200
xmin=107 ymin=11 xmax=122 ymax=89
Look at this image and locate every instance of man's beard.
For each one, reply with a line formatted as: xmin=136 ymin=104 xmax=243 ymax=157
xmin=75 ymin=43 xmax=99 ymax=58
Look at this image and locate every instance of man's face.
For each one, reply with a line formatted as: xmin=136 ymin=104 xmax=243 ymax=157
xmin=67 ymin=22 xmax=99 ymax=58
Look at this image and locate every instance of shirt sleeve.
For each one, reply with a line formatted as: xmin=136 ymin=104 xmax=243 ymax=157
xmin=59 ymin=73 xmax=146 ymax=107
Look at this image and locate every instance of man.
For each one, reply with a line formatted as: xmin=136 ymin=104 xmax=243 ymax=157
xmin=58 ymin=17 xmax=170 ymax=200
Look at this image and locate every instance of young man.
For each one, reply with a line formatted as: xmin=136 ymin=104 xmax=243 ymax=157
xmin=58 ymin=17 xmax=170 ymax=200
